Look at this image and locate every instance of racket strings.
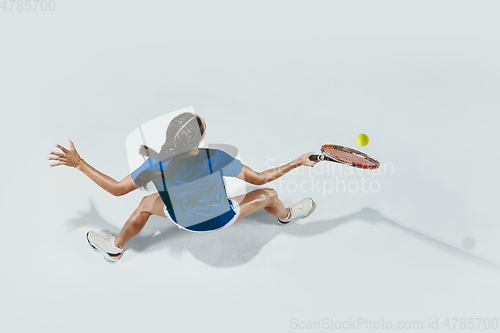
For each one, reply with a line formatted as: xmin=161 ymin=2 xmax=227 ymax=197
xmin=322 ymin=145 xmax=380 ymax=169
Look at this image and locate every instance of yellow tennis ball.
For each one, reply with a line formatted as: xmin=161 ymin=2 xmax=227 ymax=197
xmin=356 ymin=133 xmax=369 ymax=146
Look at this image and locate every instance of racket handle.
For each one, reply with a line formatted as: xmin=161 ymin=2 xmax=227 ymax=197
xmin=309 ymin=154 xmax=323 ymax=161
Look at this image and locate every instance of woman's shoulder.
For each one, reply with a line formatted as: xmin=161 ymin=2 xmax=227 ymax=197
xmin=204 ymin=145 xmax=238 ymax=159
xmin=204 ymin=147 xmax=239 ymax=168
xmin=143 ymin=156 xmax=161 ymax=164
xmin=141 ymin=156 xmax=166 ymax=169
xmin=205 ymin=148 xmax=230 ymax=160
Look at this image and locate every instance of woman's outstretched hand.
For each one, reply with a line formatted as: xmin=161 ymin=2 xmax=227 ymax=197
xmin=48 ymin=139 xmax=83 ymax=168
xmin=297 ymin=151 xmax=320 ymax=167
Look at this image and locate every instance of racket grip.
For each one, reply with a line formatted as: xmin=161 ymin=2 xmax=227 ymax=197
xmin=309 ymin=154 xmax=322 ymax=161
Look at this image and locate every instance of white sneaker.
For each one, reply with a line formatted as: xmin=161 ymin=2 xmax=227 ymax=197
xmin=278 ymin=198 xmax=316 ymax=225
xmin=86 ymin=231 xmax=124 ymax=262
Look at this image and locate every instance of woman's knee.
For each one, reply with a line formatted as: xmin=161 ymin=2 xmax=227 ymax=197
xmin=138 ymin=193 xmax=167 ymax=217
xmin=261 ymin=188 xmax=278 ymax=202
xmin=138 ymin=194 xmax=157 ymax=214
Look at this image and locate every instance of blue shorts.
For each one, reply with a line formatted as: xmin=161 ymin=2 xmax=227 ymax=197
xmin=164 ymin=199 xmax=241 ymax=232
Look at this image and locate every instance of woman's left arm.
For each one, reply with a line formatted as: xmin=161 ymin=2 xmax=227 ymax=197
xmin=236 ymin=151 xmax=319 ymax=185
xmin=48 ymin=140 xmax=138 ymax=196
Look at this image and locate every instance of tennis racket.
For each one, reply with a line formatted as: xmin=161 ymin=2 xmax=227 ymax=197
xmin=309 ymin=144 xmax=380 ymax=170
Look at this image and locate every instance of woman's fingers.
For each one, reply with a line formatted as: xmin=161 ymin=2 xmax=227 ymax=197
xmin=49 ymin=151 xmax=64 ymax=157
xmin=56 ymin=144 xmax=68 ymax=153
xmin=48 ymin=156 xmax=62 ymax=161
xmin=48 ymin=156 xmax=68 ymax=162
xmin=49 ymin=142 xmax=81 ymax=167
xmin=302 ymin=151 xmax=320 ymax=167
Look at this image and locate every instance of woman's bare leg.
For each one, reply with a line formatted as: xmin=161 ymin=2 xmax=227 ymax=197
xmin=114 ymin=193 xmax=167 ymax=249
xmin=231 ymin=188 xmax=289 ymax=222
xmin=114 ymin=188 xmax=288 ymax=248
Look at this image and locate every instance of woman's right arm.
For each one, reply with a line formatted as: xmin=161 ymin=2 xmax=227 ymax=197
xmin=49 ymin=140 xmax=139 ymax=196
xmin=75 ymin=159 xmax=138 ymax=196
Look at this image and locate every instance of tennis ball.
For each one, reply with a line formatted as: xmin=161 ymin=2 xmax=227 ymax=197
xmin=356 ymin=133 xmax=369 ymax=146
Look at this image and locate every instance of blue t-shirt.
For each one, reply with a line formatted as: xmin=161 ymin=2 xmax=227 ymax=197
xmin=131 ymin=148 xmax=243 ymax=231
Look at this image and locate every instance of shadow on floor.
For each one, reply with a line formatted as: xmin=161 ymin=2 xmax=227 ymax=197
xmin=67 ymin=199 xmax=500 ymax=271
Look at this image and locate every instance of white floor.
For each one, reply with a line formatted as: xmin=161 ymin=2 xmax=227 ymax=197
xmin=1 ymin=1 xmax=500 ymax=332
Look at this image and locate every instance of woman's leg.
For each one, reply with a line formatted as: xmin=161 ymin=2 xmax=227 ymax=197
xmin=114 ymin=192 xmax=167 ymax=249
xmin=231 ymin=188 xmax=289 ymax=222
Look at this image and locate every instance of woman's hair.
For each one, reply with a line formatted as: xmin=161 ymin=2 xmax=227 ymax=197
xmin=134 ymin=112 xmax=205 ymax=190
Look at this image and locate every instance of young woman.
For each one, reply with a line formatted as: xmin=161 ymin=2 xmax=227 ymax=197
xmin=48 ymin=112 xmax=319 ymax=262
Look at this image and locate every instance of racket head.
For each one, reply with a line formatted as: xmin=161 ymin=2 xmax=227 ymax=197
xmin=320 ymin=144 xmax=380 ymax=169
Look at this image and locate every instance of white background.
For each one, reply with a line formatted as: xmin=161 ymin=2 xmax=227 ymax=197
xmin=1 ymin=1 xmax=499 ymax=332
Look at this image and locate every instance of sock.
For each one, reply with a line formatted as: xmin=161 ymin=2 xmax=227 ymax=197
xmin=110 ymin=236 xmax=122 ymax=251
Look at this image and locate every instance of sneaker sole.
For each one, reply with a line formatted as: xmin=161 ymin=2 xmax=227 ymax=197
xmin=278 ymin=200 xmax=316 ymax=225
xmin=86 ymin=232 xmax=122 ymax=263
